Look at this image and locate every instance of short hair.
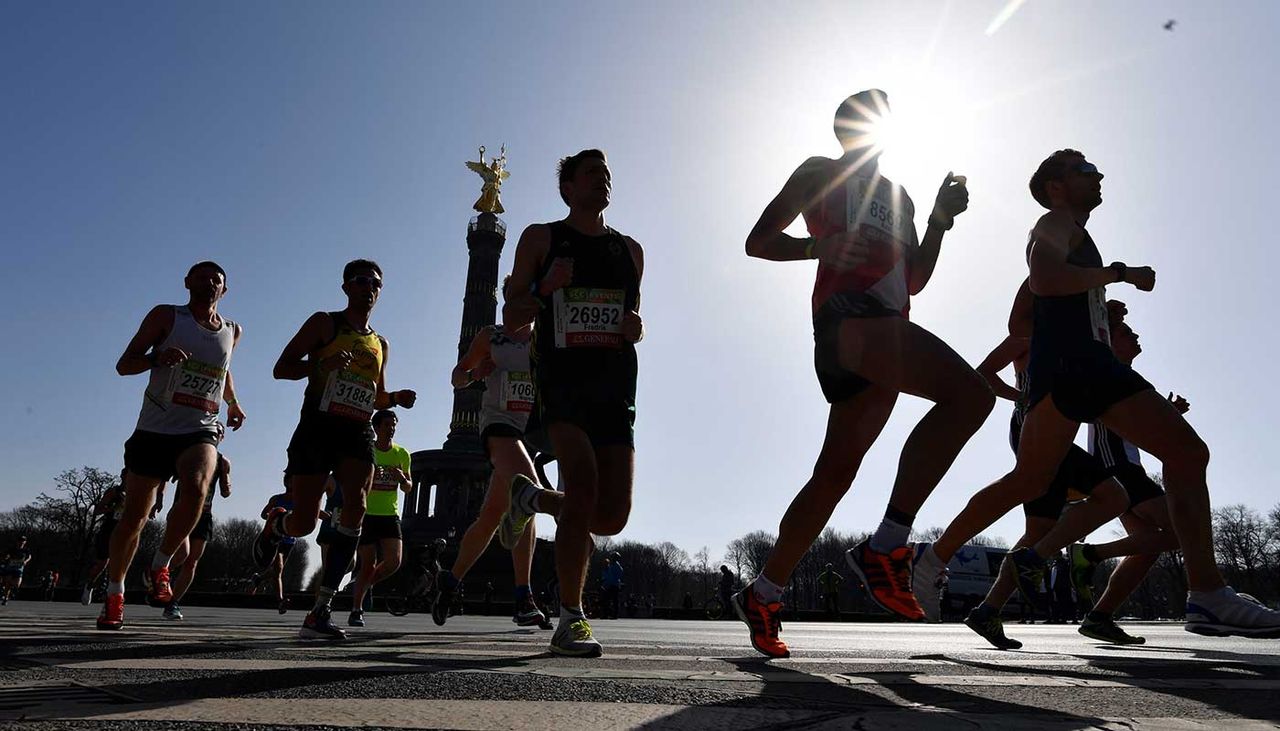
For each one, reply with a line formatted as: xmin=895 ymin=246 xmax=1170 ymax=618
xmin=343 ymin=259 xmax=382 ymax=282
xmin=500 ymin=274 xmax=512 ymax=299
xmin=834 ymin=89 xmax=888 ymax=146
xmin=557 ymin=149 xmax=607 ymax=205
xmin=372 ymin=409 xmax=397 ymax=427
xmin=188 ymin=260 xmax=227 ymax=283
xmin=1029 ymin=149 xmax=1085 ymax=209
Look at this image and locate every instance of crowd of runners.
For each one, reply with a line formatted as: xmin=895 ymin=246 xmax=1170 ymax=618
xmin=73 ymin=88 xmax=1278 ymax=659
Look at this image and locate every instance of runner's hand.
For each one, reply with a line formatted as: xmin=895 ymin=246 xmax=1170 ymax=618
xmin=1106 ymin=299 xmax=1128 ymax=326
xmin=932 ymin=172 xmax=969 ymax=224
xmin=394 ymin=389 xmax=417 ymax=408
xmin=1168 ymin=392 xmax=1190 ymax=414
xmin=539 ymin=258 xmax=574 ymax=295
xmin=1125 ymin=266 xmax=1156 ymax=292
xmin=226 ymin=402 xmax=246 ymax=431
xmin=320 ymin=350 xmax=354 ymax=372
xmin=622 ymin=311 xmax=643 ymax=343
xmin=815 ymin=232 xmax=871 ymax=271
xmin=471 ymin=359 xmax=496 ymax=381
xmin=156 ymin=347 xmax=190 ymax=367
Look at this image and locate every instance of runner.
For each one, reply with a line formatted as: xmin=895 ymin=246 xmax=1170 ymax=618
xmin=818 ymin=563 xmax=844 ymax=618
xmin=165 ymin=430 xmax=232 ymax=620
xmin=81 ymin=472 xmax=127 ymax=605
xmin=916 ymin=149 xmax=1280 ymax=638
xmin=961 ymin=285 xmax=1130 ymax=650
xmin=433 ymin=293 xmax=549 ymax=630
xmin=1 ymin=537 xmax=31 ymax=604
xmin=499 ymin=149 xmax=645 ymax=657
xmin=349 ymin=409 xmax=412 ymax=627
xmin=98 ymin=261 xmax=244 ymax=631
xmin=251 ymin=259 xmax=416 ymax=640
xmin=251 ymin=486 xmax=297 ymax=614
xmin=1068 ymin=318 xmax=1183 ymax=644
xmin=731 ymin=89 xmax=987 ymax=658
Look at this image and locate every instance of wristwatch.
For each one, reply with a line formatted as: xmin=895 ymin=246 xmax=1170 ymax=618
xmin=1109 ymin=261 xmax=1127 ymax=283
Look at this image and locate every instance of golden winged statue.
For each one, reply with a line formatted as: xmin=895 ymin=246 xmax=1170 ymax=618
xmin=465 ymin=145 xmax=511 ymax=214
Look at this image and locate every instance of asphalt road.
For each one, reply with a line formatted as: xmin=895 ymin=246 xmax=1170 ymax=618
xmin=3 ymin=600 xmax=1279 ymax=729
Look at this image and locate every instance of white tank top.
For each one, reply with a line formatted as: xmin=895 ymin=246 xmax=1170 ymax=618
xmin=135 ymin=306 xmax=235 ymax=435
xmin=480 ymin=325 xmax=533 ymax=432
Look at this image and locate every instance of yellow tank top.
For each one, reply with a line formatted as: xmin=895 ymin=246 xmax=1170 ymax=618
xmin=306 ymin=312 xmax=385 ymax=421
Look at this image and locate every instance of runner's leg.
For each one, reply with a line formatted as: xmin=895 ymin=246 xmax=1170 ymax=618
xmin=549 ymin=422 xmax=598 ymax=614
xmin=1029 ymin=480 xmax=1128 ymax=558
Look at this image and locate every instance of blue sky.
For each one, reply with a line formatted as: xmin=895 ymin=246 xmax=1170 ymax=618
xmin=3 ymin=1 xmax=1277 ymax=567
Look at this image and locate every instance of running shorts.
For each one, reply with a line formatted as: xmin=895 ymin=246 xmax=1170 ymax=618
xmin=285 ymin=413 xmax=375 ymax=476
xmin=124 ymin=429 xmax=219 ymax=482
xmin=812 ymin=291 xmax=901 ymax=404
xmin=1112 ymin=462 xmax=1165 ymax=508
xmin=359 ymin=514 xmax=402 ymax=545
xmin=1026 ymin=342 xmax=1153 ymax=423
xmin=1022 ymin=445 xmax=1111 ymax=520
xmin=190 ymin=510 xmax=214 ymax=542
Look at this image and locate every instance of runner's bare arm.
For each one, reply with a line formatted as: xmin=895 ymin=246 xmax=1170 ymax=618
xmin=745 ymin=158 xmax=823 ymax=261
xmin=624 ymin=236 xmax=645 ymax=343
xmin=503 ymin=224 xmax=552 ymax=334
xmin=1008 ymin=279 xmax=1033 ymax=338
xmin=1028 ymin=212 xmax=1150 ymax=296
xmin=909 ymin=174 xmax=969 ymax=294
xmin=374 ymin=337 xmax=417 ymax=409
xmin=218 ymin=455 xmax=232 ymax=497
xmin=451 ymin=327 xmax=493 ymax=388
xmin=116 ymin=305 xmax=177 ymax=376
xmin=976 ymin=335 xmax=1029 ymax=402
xmin=93 ymin=487 xmax=117 ymax=515
xmin=273 ymin=312 xmax=333 ymax=381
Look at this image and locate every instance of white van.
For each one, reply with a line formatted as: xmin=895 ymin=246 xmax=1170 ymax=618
xmin=936 ymin=544 xmax=1010 ymax=615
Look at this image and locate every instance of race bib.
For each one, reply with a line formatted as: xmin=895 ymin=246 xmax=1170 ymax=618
xmin=553 ymin=287 xmax=625 ymax=348
xmin=1087 ymin=286 xmax=1111 ymax=345
xmin=319 ymin=368 xmax=376 ymax=420
xmin=167 ymin=359 xmax=225 ymax=412
xmin=502 ymin=370 xmax=535 ymax=413
xmin=847 ymin=177 xmax=911 ymax=243
xmin=372 ymin=466 xmax=399 ymax=491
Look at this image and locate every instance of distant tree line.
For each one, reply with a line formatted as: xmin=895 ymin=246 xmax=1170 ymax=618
xmin=0 ymin=466 xmax=309 ymax=595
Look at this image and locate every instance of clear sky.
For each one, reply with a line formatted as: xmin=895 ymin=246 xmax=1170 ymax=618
xmin=3 ymin=1 xmax=1277 ymax=567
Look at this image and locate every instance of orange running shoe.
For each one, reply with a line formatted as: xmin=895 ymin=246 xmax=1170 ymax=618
xmin=731 ymin=586 xmax=790 ymax=659
xmin=146 ymin=565 xmax=173 ymax=606
xmin=97 ymin=592 xmax=125 ymax=631
xmin=845 ymin=537 xmax=925 ymax=621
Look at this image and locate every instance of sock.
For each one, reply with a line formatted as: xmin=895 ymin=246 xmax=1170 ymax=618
xmin=107 ymin=580 xmax=125 ymax=594
xmin=514 ymin=584 xmax=532 ymax=602
xmin=870 ymin=507 xmax=914 ymax=553
xmin=560 ymin=604 xmax=585 ymax=620
xmin=1082 ymin=544 xmax=1101 ymax=564
xmin=919 ymin=545 xmax=947 ymax=572
xmin=151 ymin=551 xmax=172 ymax=571
xmin=270 ymin=511 xmax=290 ymax=538
xmin=1086 ymin=609 xmax=1113 ymax=622
xmin=751 ymin=574 xmax=785 ymax=604
xmin=1188 ymin=586 xmax=1232 ymax=604
xmin=321 ymin=524 xmax=360 ymax=594
xmin=314 ymin=586 xmax=335 ymax=612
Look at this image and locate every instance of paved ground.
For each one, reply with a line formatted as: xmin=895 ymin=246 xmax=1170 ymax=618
xmin=2 ymin=601 xmax=1279 ymax=730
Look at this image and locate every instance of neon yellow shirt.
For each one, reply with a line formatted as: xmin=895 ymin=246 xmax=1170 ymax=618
xmin=366 ymin=442 xmax=411 ymax=516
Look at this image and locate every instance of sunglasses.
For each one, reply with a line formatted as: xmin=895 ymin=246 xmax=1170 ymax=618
xmin=347 ymin=275 xmax=383 ymax=289
xmin=1072 ymin=161 xmax=1101 ymax=175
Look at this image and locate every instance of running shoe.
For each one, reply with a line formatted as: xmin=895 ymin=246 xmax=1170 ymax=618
xmin=145 ymin=565 xmax=173 ymax=606
xmin=299 ymin=605 xmax=346 ymax=640
xmin=731 ymin=587 xmax=789 ymax=659
xmin=80 ymin=585 xmax=93 ymax=606
xmin=1068 ymin=544 xmax=1098 ymax=609
xmin=432 ymin=572 xmax=455 ymax=627
xmin=252 ymin=507 xmax=286 ymax=568
xmin=549 ymin=617 xmax=603 ymax=658
xmin=910 ymin=542 xmax=944 ymax=623
xmin=97 ymin=593 xmax=124 ymax=631
xmin=348 ymin=610 xmax=365 ymax=627
xmin=499 ymin=475 xmax=540 ymax=550
xmin=514 ymin=595 xmax=547 ymax=627
xmin=1185 ymin=586 xmax=1280 ymax=639
xmin=1006 ymin=548 xmax=1046 ymax=608
xmin=278 ymin=598 xmax=289 ymax=615
xmin=1079 ymin=615 xmax=1145 ymax=645
xmin=846 ymin=538 xmax=924 ymax=622
xmin=964 ymin=607 xmax=1023 ymax=650
xmin=162 ymin=603 xmax=183 ymax=621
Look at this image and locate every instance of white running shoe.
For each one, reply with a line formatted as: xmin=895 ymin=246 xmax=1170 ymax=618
xmin=549 ymin=617 xmax=603 ymax=657
xmin=1186 ymin=586 xmax=1280 ymax=639
xmin=911 ymin=543 xmax=944 ymax=623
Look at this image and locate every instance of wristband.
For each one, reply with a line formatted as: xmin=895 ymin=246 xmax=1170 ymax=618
xmin=928 ymin=212 xmax=954 ymax=231
xmin=803 ymin=239 xmax=816 ymax=260
xmin=1109 ymin=261 xmax=1127 ymax=283
xmin=225 ymin=396 xmax=238 ymax=406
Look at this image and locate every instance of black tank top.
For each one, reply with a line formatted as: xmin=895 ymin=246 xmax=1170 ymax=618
xmin=532 ymin=221 xmax=639 ymax=389
xmin=1030 ymin=225 xmax=1111 ymax=362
